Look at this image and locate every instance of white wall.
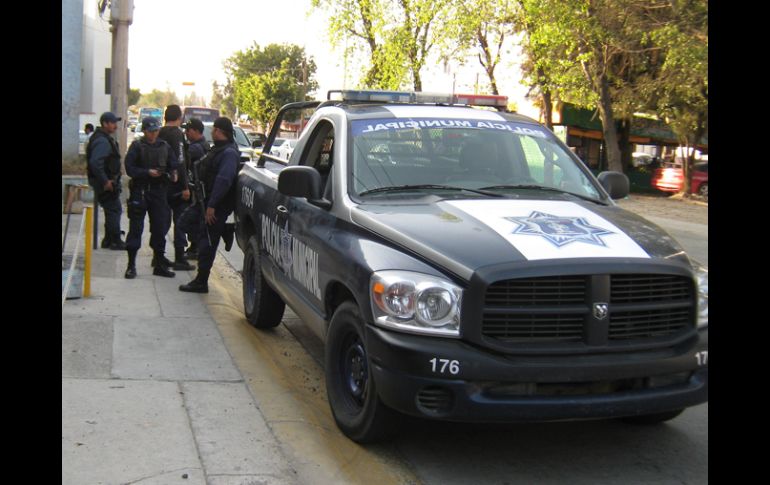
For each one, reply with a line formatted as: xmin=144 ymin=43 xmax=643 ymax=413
xmin=80 ymin=0 xmax=112 ymax=129
xmin=62 ymin=0 xmax=84 ymax=158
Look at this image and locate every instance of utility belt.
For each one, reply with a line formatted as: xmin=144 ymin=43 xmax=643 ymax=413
xmin=129 ymin=176 xmax=169 ymax=191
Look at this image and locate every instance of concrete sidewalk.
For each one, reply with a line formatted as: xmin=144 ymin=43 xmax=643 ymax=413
xmin=62 ymin=211 xmax=300 ymax=485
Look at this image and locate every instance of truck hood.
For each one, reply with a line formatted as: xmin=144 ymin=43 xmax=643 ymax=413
xmin=351 ymin=198 xmax=690 ymax=280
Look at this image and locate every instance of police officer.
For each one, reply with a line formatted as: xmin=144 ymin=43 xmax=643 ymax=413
xmin=157 ymin=104 xmax=195 ymax=271
xmin=86 ymin=111 xmax=126 ymax=250
xmin=123 ymin=117 xmax=179 ymax=279
xmin=179 ymin=118 xmax=209 ymax=260
xmin=179 ymin=117 xmax=239 ymax=293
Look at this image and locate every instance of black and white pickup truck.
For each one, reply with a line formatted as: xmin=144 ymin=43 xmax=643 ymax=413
xmin=233 ymin=90 xmax=708 ymax=443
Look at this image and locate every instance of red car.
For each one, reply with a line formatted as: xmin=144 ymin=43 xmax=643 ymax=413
xmin=651 ymin=162 xmax=708 ymax=200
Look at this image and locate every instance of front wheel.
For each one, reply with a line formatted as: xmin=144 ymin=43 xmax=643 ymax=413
xmin=698 ymin=182 xmax=708 ymax=201
xmin=325 ymin=301 xmax=397 ymax=443
xmin=242 ymin=235 xmax=285 ymax=328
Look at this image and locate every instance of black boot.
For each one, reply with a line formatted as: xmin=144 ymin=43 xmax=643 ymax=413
xmin=179 ymin=270 xmax=209 ymax=293
xmin=109 ymin=234 xmax=126 ymax=250
xmin=152 ymin=251 xmax=176 ymax=278
xmin=101 ymin=235 xmax=112 ymax=249
xmin=151 ymin=252 xmax=174 ymax=268
xmin=125 ymin=249 xmax=137 ymax=279
xmin=185 ymin=243 xmax=198 ymax=260
xmin=173 ymin=246 xmax=195 ymax=271
xmin=222 ymin=224 xmax=235 ymax=251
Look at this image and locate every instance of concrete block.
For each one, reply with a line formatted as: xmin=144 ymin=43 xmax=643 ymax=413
xmin=62 ymin=379 xmax=205 ymax=485
xmin=112 ymin=316 xmax=242 ymax=381
xmin=182 ymin=382 xmax=299 ymax=484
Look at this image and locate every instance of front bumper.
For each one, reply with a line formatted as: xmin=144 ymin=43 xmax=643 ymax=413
xmin=366 ymin=326 xmax=708 ymax=422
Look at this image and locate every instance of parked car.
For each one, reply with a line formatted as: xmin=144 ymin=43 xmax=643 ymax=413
xmin=202 ymin=122 xmax=257 ymax=164
xmin=268 ymin=138 xmax=287 ymax=157
xmin=274 ymin=138 xmax=298 ymax=160
xmin=632 ymin=152 xmax=653 ymax=167
xmin=651 ymin=162 xmax=708 ymax=200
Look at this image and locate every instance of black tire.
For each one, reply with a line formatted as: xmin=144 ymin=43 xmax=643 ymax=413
xmin=698 ymin=182 xmax=708 ymax=201
xmin=325 ymin=301 xmax=398 ymax=443
xmin=242 ymin=235 xmax=285 ymax=328
xmin=620 ymin=409 xmax=684 ymax=425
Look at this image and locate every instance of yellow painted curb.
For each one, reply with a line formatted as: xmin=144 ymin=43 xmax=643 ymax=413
xmin=203 ymin=259 xmax=421 ymax=485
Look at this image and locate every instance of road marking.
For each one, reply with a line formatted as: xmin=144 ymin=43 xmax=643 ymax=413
xmin=203 ymin=259 xmax=421 ymax=485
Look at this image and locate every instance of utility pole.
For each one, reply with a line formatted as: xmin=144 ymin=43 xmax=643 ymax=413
xmin=109 ymin=0 xmax=134 ymax=156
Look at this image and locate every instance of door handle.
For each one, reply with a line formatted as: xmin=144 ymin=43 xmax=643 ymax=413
xmin=276 ymin=205 xmax=288 ymax=214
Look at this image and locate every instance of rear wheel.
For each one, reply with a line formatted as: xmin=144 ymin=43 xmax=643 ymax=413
xmin=325 ymin=301 xmax=397 ymax=443
xmin=698 ymin=182 xmax=708 ymax=201
xmin=620 ymin=409 xmax=684 ymax=425
xmin=242 ymin=235 xmax=285 ymax=328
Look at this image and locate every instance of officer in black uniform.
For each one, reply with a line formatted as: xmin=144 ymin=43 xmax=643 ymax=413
xmin=179 ymin=117 xmax=239 ymax=293
xmin=157 ymin=104 xmax=195 ymax=271
xmin=86 ymin=111 xmax=126 ymax=250
xmin=179 ymin=118 xmax=210 ymax=260
xmin=123 ymin=117 xmax=179 ymax=279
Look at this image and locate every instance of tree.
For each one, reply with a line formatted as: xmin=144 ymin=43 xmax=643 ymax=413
xmin=312 ymin=0 xmax=453 ymax=90
xmin=138 ymin=89 xmax=179 ymax=108
xmin=211 ymin=81 xmax=236 ymax=119
xmin=128 ymin=88 xmax=141 ymax=107
xmin=223 ymin=43 xmax=318 ymax=126
xmin=521 ymin=0 xmax=662 ymax=171
xmin=449 ymin=0 xmax=519 ymax=95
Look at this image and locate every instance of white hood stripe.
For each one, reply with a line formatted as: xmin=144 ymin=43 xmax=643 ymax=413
xmin=445 ymin=200 xmax=650 ymax=260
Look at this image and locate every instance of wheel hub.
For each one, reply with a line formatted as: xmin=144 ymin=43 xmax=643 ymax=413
xmin=343 ymin=340 xmax=368 ymax=405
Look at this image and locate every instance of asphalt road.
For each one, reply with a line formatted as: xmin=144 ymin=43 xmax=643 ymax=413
xmin=214 ymin=196 xmax=708 ymax=485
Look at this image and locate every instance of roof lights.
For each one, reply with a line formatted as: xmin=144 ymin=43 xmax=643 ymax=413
xmin=453 ymin=93 xmax=508 ymax=108
xmin=326 ymin=90 xmax=509 ymax=109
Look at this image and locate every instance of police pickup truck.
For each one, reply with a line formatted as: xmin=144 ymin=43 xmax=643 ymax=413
xmin=233 ymin=90 xmax=708 ymax=443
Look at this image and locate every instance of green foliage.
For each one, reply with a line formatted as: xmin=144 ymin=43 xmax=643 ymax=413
xmin=128 ymin=88 xmax=141 ymax=107
xmin=138 ymin=89 xmax=179 ymax=109
xmin=211 ymin=81 xmax=236 ymax=119
xmin=312 ymin=0 xmax=454 ymax=90
xmin=223 ymin=43 xmax=318 ymax=125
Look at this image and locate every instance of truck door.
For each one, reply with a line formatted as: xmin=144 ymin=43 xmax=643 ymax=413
xmin=271 ymin=120 xmax=338 ymax=320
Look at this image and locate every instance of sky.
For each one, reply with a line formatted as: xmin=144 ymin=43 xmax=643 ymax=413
xmin=126 ymin=0 xmax=536 ymax=116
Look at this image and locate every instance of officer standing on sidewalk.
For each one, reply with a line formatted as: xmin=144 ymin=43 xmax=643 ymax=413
xmin=86 ymin=111 xmax=126 ymax=250
xmin=179 ymin=117 xmax=239 ymax=293
xmin=158 ymin=104 xmax=195 ymax=271
xmin=179 ymin=118 xmax=209 ymax=260
xmin=123 ymin=117 xmax=179 ymax=279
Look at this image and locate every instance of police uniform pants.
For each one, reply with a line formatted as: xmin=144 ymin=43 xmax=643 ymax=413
xmin=168 ymin=194 xmax=193 ymax=250
xmin=95 ymin=189 xmax=123 ymax=241
xmin=125 ymin=186 xmax=171 ymax=253
xmin=178 ymin=204 xmax=201 ymax=247
xmin=196 ymin=207 xmax=230 ymax=273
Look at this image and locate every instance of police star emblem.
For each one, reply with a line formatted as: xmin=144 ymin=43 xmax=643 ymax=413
xmin=505 ymin=211 xmax=615 ymax=248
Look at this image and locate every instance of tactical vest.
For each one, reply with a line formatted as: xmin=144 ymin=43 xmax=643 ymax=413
xmin=86 ymin=129 xmax=121 ymax=180
xmin=134 ymin=139 xmax=169 ymax=172
xmin=197 ymin=143 xmax=234 ymax=194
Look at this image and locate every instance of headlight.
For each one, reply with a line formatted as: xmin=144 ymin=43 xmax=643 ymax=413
xmin=694 ymin=263 xmax=708 ymax=328
xmin=370 ymin=271 xmax=462 ymax=337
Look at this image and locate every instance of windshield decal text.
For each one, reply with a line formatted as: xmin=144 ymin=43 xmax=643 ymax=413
xmin=352 ymin=118 xmax=548 ymax=138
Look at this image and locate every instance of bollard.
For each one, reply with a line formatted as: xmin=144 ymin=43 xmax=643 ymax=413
xmin=84 ymin=206 xmax=92 ymax=297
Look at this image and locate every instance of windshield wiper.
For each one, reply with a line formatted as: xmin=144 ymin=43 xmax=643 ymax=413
xmin=478 ymin=184 xmax=607 ymax=204
xmin=359 ymin=184 xmax=504 ymax=197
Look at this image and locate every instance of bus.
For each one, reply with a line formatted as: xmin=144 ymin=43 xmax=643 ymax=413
xmin=181 ymin=106 xmax=220 ymax=123
xmin=138 ymin=107 xmax=163 ymax=122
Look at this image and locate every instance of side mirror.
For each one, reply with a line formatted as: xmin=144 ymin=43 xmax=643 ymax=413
xmin=597 ymin=171 xmax=629 ymax=199
xmin=278 ymin=166 xmax=331 ymax=209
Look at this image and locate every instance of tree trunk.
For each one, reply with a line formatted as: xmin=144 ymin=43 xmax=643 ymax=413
xmin=617 ymin=118 xmax=633 ymax=172
xmin=542 ymin=88 xmax=553 ymax=130
xmin=595 ymin=75 xmax=623 ymax=173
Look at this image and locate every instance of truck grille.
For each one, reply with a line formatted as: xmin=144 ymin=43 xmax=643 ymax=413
xmin=481 ymin=274 xmax=694 ymax=346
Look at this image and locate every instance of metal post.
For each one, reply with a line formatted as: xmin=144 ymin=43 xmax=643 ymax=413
xmin=110 ymin=0 xmax=134 ymax=158
xmin=93 ymin=199 xmax=99 ymax=249
xmin=84 ymin=206 xmax=93 ymax=297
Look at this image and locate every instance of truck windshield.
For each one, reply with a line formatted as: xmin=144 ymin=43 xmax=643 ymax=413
xmin=351 ymin=118 xmax=602 ymax=202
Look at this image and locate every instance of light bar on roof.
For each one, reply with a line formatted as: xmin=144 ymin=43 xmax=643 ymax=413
xmin=329 ymin=89 xmax=412 ymax=103
xmin=453 ymin=93 xmax=508 ymax=108
xmin=413 ymin=92 xmax=454 ymax=104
